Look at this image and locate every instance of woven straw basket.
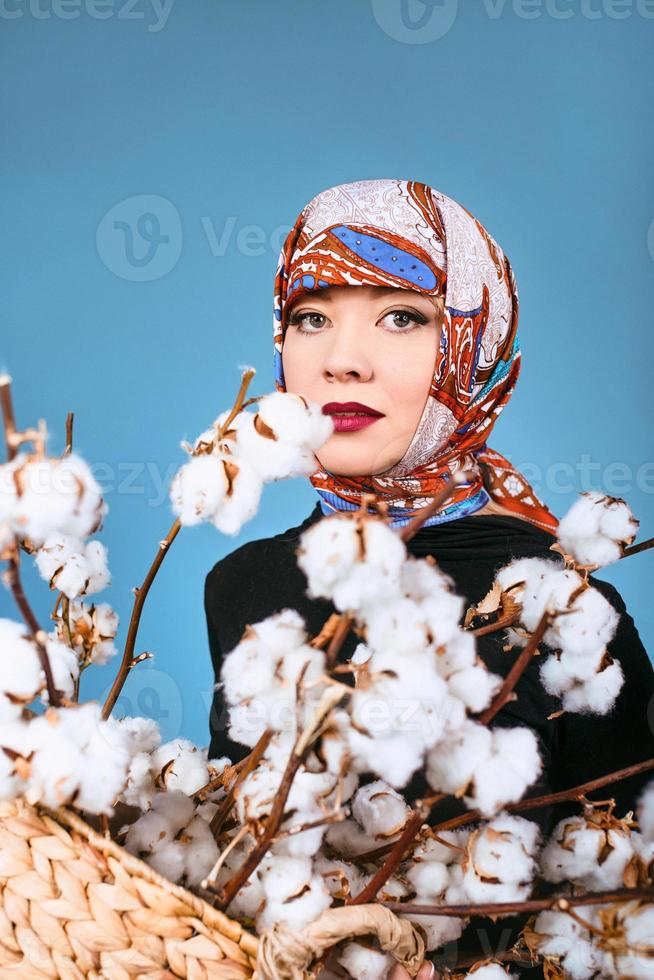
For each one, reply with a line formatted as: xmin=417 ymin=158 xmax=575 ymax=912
xmin=0 ymin=798 xmax=258 ymax=980
xmin=0 ymin=799 xmax=425 ymax=980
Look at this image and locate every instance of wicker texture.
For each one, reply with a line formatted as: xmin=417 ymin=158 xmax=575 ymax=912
xmin=0 ymin=800 xmax=257 ymax=979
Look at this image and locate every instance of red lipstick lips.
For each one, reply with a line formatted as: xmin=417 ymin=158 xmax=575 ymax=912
xmin=322 ymin=401 xmax=385 ymax=433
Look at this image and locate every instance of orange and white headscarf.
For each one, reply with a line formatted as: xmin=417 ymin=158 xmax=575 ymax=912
xmin=273 ymin=178 xmax=558 ymax=534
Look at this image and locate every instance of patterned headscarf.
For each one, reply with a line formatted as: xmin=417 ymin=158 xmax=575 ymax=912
xmin=273 ymin=178 xmax=558 ymax=534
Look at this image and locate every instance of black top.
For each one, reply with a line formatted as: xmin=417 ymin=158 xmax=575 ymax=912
xmin=204 ymin=503 xmax=654 ymax=974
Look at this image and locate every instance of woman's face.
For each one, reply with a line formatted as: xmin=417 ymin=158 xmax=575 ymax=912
xmin=281 ymin=284 xmax=441 ymax=476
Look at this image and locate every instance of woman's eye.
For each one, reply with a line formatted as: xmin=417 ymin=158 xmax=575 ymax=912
xmin=381 ymin=309 xmax=427 ymax=331
xmin=289 ymin=312 xmax=327 ymax=334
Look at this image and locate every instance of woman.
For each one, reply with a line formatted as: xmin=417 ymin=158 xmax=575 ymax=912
xmin=204 ymin=179 xmax=654 ymax=977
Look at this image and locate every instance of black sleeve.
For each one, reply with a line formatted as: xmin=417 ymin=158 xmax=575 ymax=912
xmin=204 ymin=567 xmax=251 ymax=765
xmin=549 ymin=576 xmax=654 ymax=820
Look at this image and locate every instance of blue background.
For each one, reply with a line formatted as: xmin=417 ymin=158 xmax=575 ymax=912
xmin=2 ymin=0 xmax=653 ymax=748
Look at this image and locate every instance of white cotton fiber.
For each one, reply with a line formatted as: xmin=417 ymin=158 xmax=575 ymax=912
xmin=337 ymin=942 xmax=393 ymax=980
xmin=351 ymin=780 xmax=410 ymax=838
xmin=170 ymin=453 xmax=228 ymax=526
xmin=465 ymin=726 xmax=542 ymax=817
xmin=296 ymin=514 xmax=406 ymax=614
xmin=426 ymin=720 xmax=492 ymax=796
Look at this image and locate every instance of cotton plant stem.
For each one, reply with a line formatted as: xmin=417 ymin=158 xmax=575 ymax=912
xmin=64 ymin=411 xmax=74 ymax=455
xmin=347 ymin=795 xmax=446 ymax=906
xmin=623 ymin=536 xmax=654 ymax=559
xmin=0 ymin=374 xmax=60 ymax=707
xmin=207 ymin=729 xmax=273 ymax=838
xmin=476 ymin=608 xmax=551 ymax=726
xmin=381 ymin=885 xmax=654 ymax=919
xmin=101 ymin=518 xmax=181 ymax=719
xmin=351 ymin=757 xmax=654 ymax=864
xmin=210 ymin=739 xmax=308 ymax=910
xmin=428 ymin=756 xmax=654 ymax=835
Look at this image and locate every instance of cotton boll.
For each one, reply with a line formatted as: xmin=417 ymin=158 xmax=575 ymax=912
xmin=221 ymin=638 xmax=276 ymax=705
xmin=121 ymin=752 xmax=157 ymax=809
xmin=150 ymin=789 xmax=196 ymax=832
xmin=125 ymin=809 xmax=174 ymax=855
xmin=419 ymin=587 xmax=466 ymax=648
xmin=463 ymin=814 xmax=540 ymax=905
xmin=346 ymin=727 xmax=426 ymax=789
xmin=338 ymin=942 xmax=393 ymax=980
xmin=35 ymin=532 xmax=81 ymax=583
xmin=180 ymin=814 xmax=220 ymax=887
xmin=557 ymin=491 xmax=638 ymax=568
xmin=495 ymin=557 xmax=560 ymax=600
xmin=413 ymin=828 xmax=469 ymax=865
xmin=280 ymin=644 xmax=326 ymax=688
xmin=520 ymin=568 xmax=584 ymax=633
xmin=352 ymin=648 xmax=449 ymax=750
xmin=426 ymin=721 xmax=492 ymax=796
xmin=258 ymin=873 xmax=331 ymax=931
xmin=351 ymin=781 xmax=410 ymax=839
xmin=0 ymin=619 xmax=43 ymax=703
xmin=237 ymin=765 xmax=282 ymax=823
xmin=598 ymin=498 xmax=638 ymax=544
xmin=296 ymin=515 xmax=406 ymax=614
xmin=150 ymin=739 xmax=209 ymax=795
xmin=401 ymin=909 xmax=465 ymax=952
xmin=169 ymin=454 xmax=229 ymax=526
xmin=229 ymin=394 xmax=333 ymax=481
xmin=325 ymin=817 xmax=379 ymax=859
xmin=211 ymin=458 xmax=264 ymax=536
xmin=27 ymin=703 xmax=132 ymax=814
xmin=465 ymin=966 xmax=518 ymax=979
xmin=547 ymin=586 xmax=619 ymax=658
xmin=637 ymin=780 xmax=654 ymax=841
xmin=146 ymin=840 xmax=188 ymax=882
xmin=405 ymin=857 xmax=450 ymax=898
xmin=364 ymin=598 xmax=432 ymax=658
xmin=259 ymin=854 xmax=313 ymax=903
xmin=400 ymin=554 xmax=456 ymax=602
xmin=533 ymin=909 xmax=602 ymax=980
xmin=466 ymin=963 xmax=517 ymax=980
xmin=541 ymin=814 xmax=634 ymax=891
xmin=447 ymin=664 xmax=502 ymax=714
xmin=254 ymin=392 xmax=333 ymax=454
xmin=118 ymin=715 xmax=161 ymax=755
xmin=560 ymin=660 xmax=624 ymax=715
xmin=0 ymin=720 xmax=32 ymax=799
xmin=315 ymin=856 xmax=363 ymax=900
xmin=466 ymin=727 xmax=542 ymax=818
xmin=611 ymin=903 xmax=654 ymax=979
xmin=433 ymin=629 xmax=477 ymax=679
xmin=12 ymin=454 xmax=105 ymax=546
xmin=41 ymin=635 xmax=79 ymax=702
xmin=83 ymin=539 xmax=110 ymax=593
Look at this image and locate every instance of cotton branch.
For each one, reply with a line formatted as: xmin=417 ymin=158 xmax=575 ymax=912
xmin=210 ymin=685 xmax=345 ymax=911
xmin=101 ymin=519 xmax=181 ymax=719
xmin=351 ymin=757 xmax=654 ymax=865
xmin=476 ymin=607 xmax=552 ymax=726
xmin=347 ymin=795 xmax=446 ymax=906
xmin=0 ymin=374 xmax=60 ymax=707
xmin=382 ymin=885 xmax=654 ymax=920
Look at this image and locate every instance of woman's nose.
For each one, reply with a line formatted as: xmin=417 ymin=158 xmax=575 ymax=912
xmin=321 ymin=327 xmax=373 ymax=383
